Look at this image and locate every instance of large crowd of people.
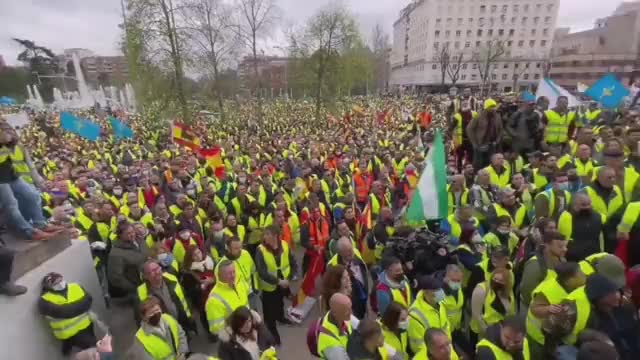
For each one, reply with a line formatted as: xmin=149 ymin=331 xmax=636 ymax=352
xmin=1 ymin=91 xmax=639 ymax=360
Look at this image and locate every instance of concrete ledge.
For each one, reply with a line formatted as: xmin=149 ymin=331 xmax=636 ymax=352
xmin=7 ymin=236 xmax=72 ymax=280
xmin=0 ymin=240 xmax=106 ymax=360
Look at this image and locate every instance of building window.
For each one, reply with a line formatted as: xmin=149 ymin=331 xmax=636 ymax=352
xmin=536 ymin=4 xmax=542 ymax=11
xmin=432 ymin=64 xmax=437 ymax=70
xmin=534 ymin=17 xmax=540 ymax=25
xmin=529 ymin=40 xmax=535 ymax=47
xmin=436 ymin=18 xmax=441 ymax=25
xmin=492 ymin=74 xmax=497 ymax=80
xmin=536 ymin=62 xmax=541 ymax=68
xmin=509 ymin=29 xmax=515 ymax=36
xmin=473 ymin=63 xmax=478 ymax=70
xmin=525 ymin=63 xmax=530 ymax=68
xmin=507 ymin=40 xmax=513 ymax=47
xmin=498 ymin=29 xmax=504 ymax=36
xmin=524 ymin=4 xmax=529 ymax=12
xmin=479 ymin=17 xmax=485 ymax=26
xmin=513 ymin=4 xmax=519 ymax=13
xmin=476 ymin=41 xmax=481 ymax=48
xmin=471 ymin=74 xmax=478 ymax=80
xmin=502 ymin=5 xmax=508 ymax=13
xmin=445 ymin=30 xmax=451 ymax=37
xmin=504 ymin=63 xmax=509 ymax=69
xmin=465 ymin=41 xmax=471 ymax=48
xmin=541 ymin=40 xmax=547 ymax=47
xmin=511 ymin=16 xmax=517 ymax=24
xmin=480 ymin=5 xmax=486 ymax=13
xmin=534 ymin=73 xmax=540 ymax=80
xmin=435 ymin=30 xmax=440 ymax=37
xmin=447 ymin=18 xmax=452 ymax=25
xmin=522 ymin=17 xmax=528 ymax=25
xmin=469 ymin=18 xmax=474 ymax=24
xmin=543 ymin=28 xmax=549 ymax=36
xmin=523 ymin=74 xmax=530 ymax=80
xmin=466 ymin=30 xmax=472 ymax=37
xmin=545 ymin=16 xmax=551 ymax=24
xmin=477 ymin=29 xmax=483 ymax=36
xmin=455 ymin=41 xmax=460 ymax=49
xmin=461 ymin=74 xmax=467 ymax=80
xmin=462 ymin=64 xmax=468 ymax=70
xmin=531 ymin=29 xmax=536 ymax=36
xmin=518 ymin=40 xmax=524 ymax=47
xmin=491 ymin=5 xmax=497 ymax=13
xmin=488 ymin=29 xmax=494 ymax=36
xmin=502 ymin=74 xmax=508 ymax=80
xmin=547 ymin=4 xmax=554 ymax=12
xmin=458 ymin=18 xmax=463 ymax=26
xmin=500 ymin=14 xmax=506 ymax=23
xmin=434 ymin=42 xmax=439 ymax=49
xmin=456 ymin=30 xmax=461 ymax=37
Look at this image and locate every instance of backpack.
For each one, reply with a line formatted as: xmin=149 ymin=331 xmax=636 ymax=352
xmin=307 ymin=318 xmax=322 ymax=357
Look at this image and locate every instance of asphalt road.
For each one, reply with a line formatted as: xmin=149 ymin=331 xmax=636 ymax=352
xmin=109 ymin=249 xmax=321 ymax=360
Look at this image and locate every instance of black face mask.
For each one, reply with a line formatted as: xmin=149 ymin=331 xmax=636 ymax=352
xmin=491 ymin=281 xmax=505 ymax=292
xmin=578 ymin=209 xmax=592 ymax=216
xmin=148 ymin=313 xmax=162 ymax=327
xmin=226 ymin=252 xmax=240 ymax=261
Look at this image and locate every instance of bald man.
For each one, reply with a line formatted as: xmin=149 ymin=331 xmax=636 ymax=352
xmin=328 ymin=236 xmax=368 ymax=319
xmin=317 ymin=293 xmax=353 ymax=360
xmin=557 ymin=193 xmax=605 ymax=261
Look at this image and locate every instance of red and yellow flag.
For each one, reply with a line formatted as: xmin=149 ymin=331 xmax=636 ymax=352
xmin=200 ymin=147 xmax=226 ymax=179
xmin=172 ymin=123 xmax=201 ymax=151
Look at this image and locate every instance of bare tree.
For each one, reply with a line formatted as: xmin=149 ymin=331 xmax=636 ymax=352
xmin=292 ymin=4 xmax=359 ymax=121
xmin=435 ymin=44 xmax=452 ymax=87
xmin=472 ymin=39 xmax=506 ymax=96
xmin=235 ymin=0 xmax=278 ymax=119
xmin=446 ymin=52 xmax=465 ymax=86
xmin=183 ymin=0 xmax=240 ymax=120
xmin=511 ymin=60 xmax=528 ymax=92
xmin=371 ymin=23 xmax=390 ymax=92
xmin=127 ymin=0 xmax=189 ymax=121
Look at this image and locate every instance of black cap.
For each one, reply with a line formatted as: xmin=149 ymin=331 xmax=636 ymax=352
xmin=585 ymin=273 xmax=618 ymax=302
xmin=418 ymin=275 xmax=443 ymax=291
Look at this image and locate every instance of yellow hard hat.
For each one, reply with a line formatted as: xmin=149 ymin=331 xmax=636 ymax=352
xmin=484 ymin=98 xmax=498 ymax=110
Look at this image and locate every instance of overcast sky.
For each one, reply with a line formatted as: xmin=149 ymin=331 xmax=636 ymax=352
xmin=0 ymin=0 xmax=630 ymax=65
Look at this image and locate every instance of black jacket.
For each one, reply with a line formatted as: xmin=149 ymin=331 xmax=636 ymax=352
xmin=218 ymin=322 xmax=275 ymax=360
xmin=39 ymin=284 xmax=93 ymax=319
xmin=587 ymin=303 xmax=640 ymax=359
xmin=346 ymin=331 xmax=382 ymax=360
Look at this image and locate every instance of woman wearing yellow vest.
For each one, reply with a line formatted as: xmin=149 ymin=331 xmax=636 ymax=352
xmin=526 ymin=262 xmax=586 ymax=359
xmin=130 ymin=296 xmax=189 ymax=360
xmin=346 ymin=319 xmax=404 ymax=360
xmin=407 ymin=276 xmax=451 ymax=355
xmin=380 ymin=302 xmax=410 ymax=359
xmin=471 ymin=268 xmax=516 ymax=345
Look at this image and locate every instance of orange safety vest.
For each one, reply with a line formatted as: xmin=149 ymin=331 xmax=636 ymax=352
xmin=353 ymin=172 xmax=373 ymax=203
xmin=309 ymin=218 xmax=330 ymax=249
xmin=280 ymin=223 xmax=294 ymax=250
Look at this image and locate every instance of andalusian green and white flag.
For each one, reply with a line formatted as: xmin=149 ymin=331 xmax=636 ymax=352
xmin=406 ymin=130 xmax=448 ymax=221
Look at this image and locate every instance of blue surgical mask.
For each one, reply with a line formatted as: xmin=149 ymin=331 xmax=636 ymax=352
xmin=434 ymin=289 xmax=446 ymax=303
xmin=448 ymin=281 xmax=462 ymax=291
xmin=158 ymin=253 xmax=174 ymax=267
xmin=557 ymin=182 xmax=569 ymax=191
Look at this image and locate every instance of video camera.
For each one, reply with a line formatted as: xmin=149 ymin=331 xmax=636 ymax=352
xmin=384 ymin=226 xmax=454 ymax=279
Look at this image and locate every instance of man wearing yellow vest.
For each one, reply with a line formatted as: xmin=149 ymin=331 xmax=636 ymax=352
xmin=318 ymin=293 xmax=354 ymax=359
xmin=255 ymin=226 xmax=296 ymax=345
xmin=487 ymin=188 xmax=529 ymax=233
xmin=206 ymin=259 xmax=250 ymax=336
xmin=375 ymin=256 xmax=412 ymax=316
xmin=558 ymin=193 xmax=606 ymax=261
xmin=534 ymin=170 xmax=571 ymax=221
xmin=441 ymin=264 xmax=469 ymax=356
xmin=137 ymin=261 xmax=196 ymax=334
xmin=38 ymin=272 xmax=96 ymax=355
xmin=448 ymin=100 xmax=477 ymax=172
xmin=218 ymin=236 xmax=257 ymax=307
xmin=413 ymin=328 xmax=460 ymax=360
xmin=129 ymin=296 xmax=189 ymax=360
xmin=408 ymin=276 xmax=450 ymax=354
xmin=483 ymin=153 xmax=511 ymax=189
xmin=0 ymin=124 xmax=61 ymax=240
xmin=544 ymin=96 xmax=575 ymax=152
xmin=475 ymin=316 xmax=526 ymax=360
xmin=330 ymin=237 xmax=368 ymax=319
xmin=468 ymin=169 xmax=497 ymax=225
xmin=526 ymin=262 xmax=586 ymax=358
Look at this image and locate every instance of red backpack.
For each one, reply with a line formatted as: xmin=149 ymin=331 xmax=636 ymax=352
xmin=307 ymin=318 xmax=322 ymax=357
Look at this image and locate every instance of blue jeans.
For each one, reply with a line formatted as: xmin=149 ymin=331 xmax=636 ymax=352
xmin=0 ymin=178 xmax=45 ymax=238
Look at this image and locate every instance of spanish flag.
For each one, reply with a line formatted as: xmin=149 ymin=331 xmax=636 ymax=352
xmin=172 ymin=123 xmax=201 ymax=151
xmin=200 ymin=147 xmax=226 ymax=179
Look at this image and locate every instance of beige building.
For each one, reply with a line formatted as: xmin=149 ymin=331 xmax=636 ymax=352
xmin=549 ymin=2 xmax=640 ymax=90
xmin=390 ymin=0 xmax=559 ymax=92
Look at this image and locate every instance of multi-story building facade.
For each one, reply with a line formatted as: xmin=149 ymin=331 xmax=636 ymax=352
xmin=238 ymin=56 xmax=290 ymax=96
xmin=0 ymin=55 xmax=6 ymax=69
xmin=549 ymin=2 xmax=640 ymax=90
xmin=80 ymin=56 xmax=129 ymax=87
xmin=390 ymin=0 xmax=559 ymax=92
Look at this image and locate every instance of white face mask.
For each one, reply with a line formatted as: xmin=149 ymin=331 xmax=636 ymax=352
xmin=113 ymin=188 xmax=123 ymax=196
xmin=398 ymin=320 xmax=409 ymax=330
xmin=472 ymin=233 xmax=483 ymax=243
xmin=52 ymin=280 xmax=67 ymax=291
xmin=179 ymin=231 xmax=191 ymax=240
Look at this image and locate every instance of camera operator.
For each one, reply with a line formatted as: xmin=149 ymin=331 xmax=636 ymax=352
xmin=368 ymin=207 xmax=396 ymax=263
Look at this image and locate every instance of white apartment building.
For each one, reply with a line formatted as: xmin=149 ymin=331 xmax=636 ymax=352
xmin=390 ymin=0 xmax=560 ymax=92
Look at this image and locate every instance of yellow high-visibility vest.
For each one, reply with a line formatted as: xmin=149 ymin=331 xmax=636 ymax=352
xmin=257 ymin=242 xmax=291 ymax=292
xmin=41 ymin=283 xmax=92 ymax=340
xmin=135 ymin=313 xmax=180 ymax=360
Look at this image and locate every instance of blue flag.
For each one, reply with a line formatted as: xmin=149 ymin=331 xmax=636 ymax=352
xmin=109 ymin=117 xmax=134 ymax=140
xmin=60 ymin=112 xmax=101 ymax=141
xmin=521 ymin=91 xmax=536 ymax=102
xmin=585 ymin=74 xmax=630 ymax=109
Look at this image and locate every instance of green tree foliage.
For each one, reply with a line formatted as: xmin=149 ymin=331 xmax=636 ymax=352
xmin=12 ymin=38 xmax=60 ymax=102
xmin=0 ymin=67 xmax=30 ymax=102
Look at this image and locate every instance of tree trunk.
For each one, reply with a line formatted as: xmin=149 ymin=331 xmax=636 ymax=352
xmin=161 ymin=0 xmax=188 ymax=122
xmin=315 ymin=53 xmax=326 ymax=122
xmin=252 ymin=31 xmax=263 ymax=122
